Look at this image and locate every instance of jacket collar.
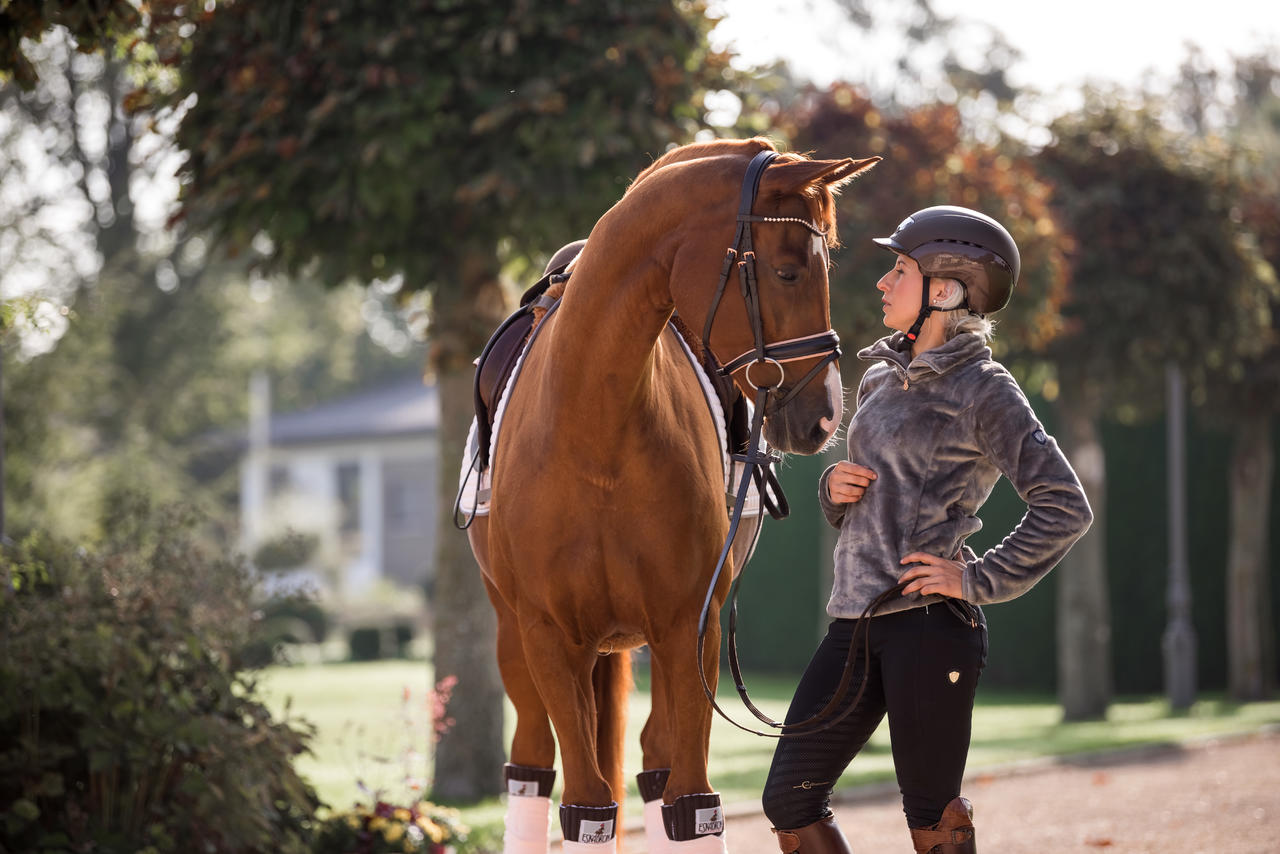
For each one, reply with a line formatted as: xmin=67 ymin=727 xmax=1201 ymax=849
xmin=858 ymin=331 xmax=990 ymax=379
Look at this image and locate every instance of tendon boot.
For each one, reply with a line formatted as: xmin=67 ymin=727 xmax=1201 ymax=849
xmin=909 ymin=797 xmax=975 ymax=854
xmin=772 ymin=816 xmax=854 ymax=854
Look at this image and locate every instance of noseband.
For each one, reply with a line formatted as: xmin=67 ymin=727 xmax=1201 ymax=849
xmin=699 ymin=150 xmax=843 ymax=414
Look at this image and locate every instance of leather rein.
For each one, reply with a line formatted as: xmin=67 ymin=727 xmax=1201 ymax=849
xmin=695 ymin=150 xmax=886 ymax=739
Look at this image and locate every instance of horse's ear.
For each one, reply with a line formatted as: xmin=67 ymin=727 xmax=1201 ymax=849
xmin=766 ymin=156 xmax=881 ymax=196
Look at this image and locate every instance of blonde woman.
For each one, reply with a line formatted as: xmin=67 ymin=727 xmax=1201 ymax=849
xmin=762 ymin=207 xmax=1093 ymax=854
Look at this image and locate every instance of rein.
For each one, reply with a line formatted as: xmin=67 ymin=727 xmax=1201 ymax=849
xmin=696 ymin=150 xmax=884 ymax=738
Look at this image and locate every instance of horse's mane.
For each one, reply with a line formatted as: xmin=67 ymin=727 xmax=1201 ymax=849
xmin=626 ymin=137 xmax=844 ymax=247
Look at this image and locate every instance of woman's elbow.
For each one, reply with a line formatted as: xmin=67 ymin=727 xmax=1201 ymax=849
xmin=1075 ymin=496 xmax=1095 ymax=534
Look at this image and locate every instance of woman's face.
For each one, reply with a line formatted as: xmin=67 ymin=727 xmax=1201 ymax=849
xmin=876 ymin=252 xmax=925 ymax=332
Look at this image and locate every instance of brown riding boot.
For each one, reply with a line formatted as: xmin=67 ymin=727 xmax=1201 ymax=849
xmin=909 ymin=797 xmax=976 ymax=853
xmin=772 ymin=816 xmax=854 ymax=854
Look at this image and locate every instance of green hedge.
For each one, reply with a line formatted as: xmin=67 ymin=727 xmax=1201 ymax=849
xmin=0 ymin=504 xmax=320 ymax=853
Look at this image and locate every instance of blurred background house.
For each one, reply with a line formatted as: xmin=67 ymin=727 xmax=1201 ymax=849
xmin=239 ymin=372 xmax=440 ymax=597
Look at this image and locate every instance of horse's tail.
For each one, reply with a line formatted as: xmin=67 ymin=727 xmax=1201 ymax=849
xmin=593 ymin=649 xmax=633 ymax=807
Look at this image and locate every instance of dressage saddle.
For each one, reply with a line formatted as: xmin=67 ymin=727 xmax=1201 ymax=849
xmin=470 ymin=260 xmax=752 ymax=474
xmin=471 ymin=267 xmax=564 ymax=471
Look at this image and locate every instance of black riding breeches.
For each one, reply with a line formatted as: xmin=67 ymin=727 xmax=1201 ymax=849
xmin=761 ymin=604 xmax=987 ymax=830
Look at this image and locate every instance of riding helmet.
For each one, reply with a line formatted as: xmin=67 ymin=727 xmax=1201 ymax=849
xmin=873 ymin=205 xmax=1021 ymax=315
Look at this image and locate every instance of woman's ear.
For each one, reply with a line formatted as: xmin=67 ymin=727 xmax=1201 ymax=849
xmin=932 ymin=278 xmax=964 ymax=308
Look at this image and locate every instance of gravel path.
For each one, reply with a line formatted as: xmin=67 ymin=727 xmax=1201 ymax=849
xmin=619 ymin=729 xmax=1280 ymax=853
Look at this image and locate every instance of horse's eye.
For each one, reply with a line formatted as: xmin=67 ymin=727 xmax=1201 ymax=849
xmin=774 ymin=265 xmax=800 ymax=284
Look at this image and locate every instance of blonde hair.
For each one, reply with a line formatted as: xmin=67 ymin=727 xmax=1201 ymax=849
xmin=933 ymin=277 xmax=995 ymax=343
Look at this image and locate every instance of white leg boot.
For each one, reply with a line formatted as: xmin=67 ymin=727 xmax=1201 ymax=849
xmin=502 ymin=764 xmax=557 ymax=854
xmin=637 ymin=768 xmax=673 ymax=854
xmin=561 ymin=803 xmax=619 ymax=854
xmin=661 ymin=793 xmax=728 ymax=854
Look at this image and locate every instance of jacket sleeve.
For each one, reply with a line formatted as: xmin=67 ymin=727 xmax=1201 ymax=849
xmin=962 ymin=374 xmax=1094 ymax=605
xmin=816 ymin=367 xmax=881 ymax=529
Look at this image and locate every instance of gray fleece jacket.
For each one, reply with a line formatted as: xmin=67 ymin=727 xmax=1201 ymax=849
xmin=819 ymin=331 xmax=1093 ymax=618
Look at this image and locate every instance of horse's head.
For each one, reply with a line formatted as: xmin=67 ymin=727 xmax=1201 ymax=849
xmin=646 ymin=140 xmax=879 ymax=454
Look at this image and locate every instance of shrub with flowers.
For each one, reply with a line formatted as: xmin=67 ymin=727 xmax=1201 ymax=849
xmin=312 ymin=799 xmax=472 ymax=854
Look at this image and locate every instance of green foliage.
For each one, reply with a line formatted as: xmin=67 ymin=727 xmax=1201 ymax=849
xmin=349 ymin=627 xmax=385 ymax=663
xmin=2 ymin=259 xmax=421 ymax=544
xmin=780 ymin=84 xmax=1070 ymax=370
xmin=0 ymin=499 xmax=321 ymax=853
xmin=158 ymin=0 xmax=733 ymax=295
xmin=254 ymin=529 xmax=322 ymax=571
xmin=0 ymin=0 xmax=140 ymax=89
xmin=1036 ymin=91 xmax=1278 ymax=415
xmin=1201 ymin=52 xmax=1280 ymax=415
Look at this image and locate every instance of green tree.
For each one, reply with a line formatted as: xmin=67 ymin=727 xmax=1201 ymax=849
xmin=2 ymin=32 xmax=418 ymax=545
xmin=779 ymin=83 xmax=1068 ymax=357
xmin=1035 ymin=92 xmax=1275 ymax=718
xmin=0 ymin=0 xmax=141 ymax=89
xmin=147 ymin=0 xmax=739 ymax=800
xmin=1187 ymin=52 xmax=1280 ymax=701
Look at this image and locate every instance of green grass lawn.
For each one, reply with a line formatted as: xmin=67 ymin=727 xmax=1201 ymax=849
xmin=257 ymin=659 xmax=1280 ymax=835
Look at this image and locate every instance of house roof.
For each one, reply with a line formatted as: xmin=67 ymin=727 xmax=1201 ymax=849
xmin=267 ymin=376 xmax=439 ymax=446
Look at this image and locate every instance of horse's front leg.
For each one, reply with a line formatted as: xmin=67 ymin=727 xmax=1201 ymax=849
xmin=638 ymin=655 xmax=674 ymax=854
xmin=521 ymin=616 xmax=619 ymax=854
xmin=648 ymin=612 xmax=728 ymax=854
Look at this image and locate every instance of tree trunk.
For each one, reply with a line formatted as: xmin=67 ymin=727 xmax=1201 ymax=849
xmin=1227 ymin=410 xmax=1274 ymax=701
xmin=429 ymin=250 xmax=510 ymax=802
xmin=1054 ymin=382 xmax=1112 ymax=720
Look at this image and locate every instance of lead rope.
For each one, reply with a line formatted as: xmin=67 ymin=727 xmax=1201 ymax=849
xmin=695 ymin=149 xmax=878 ymax=737
xmin=694 ymin=368 xmax=909 ymax=737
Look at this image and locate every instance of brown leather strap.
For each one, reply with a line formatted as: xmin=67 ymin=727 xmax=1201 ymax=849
xmin=909 ymin=824 xmax=975 ymax=853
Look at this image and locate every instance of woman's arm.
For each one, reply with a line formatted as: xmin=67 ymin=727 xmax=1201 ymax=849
xmin=962 ymin=375 xmax=1094 ymax=605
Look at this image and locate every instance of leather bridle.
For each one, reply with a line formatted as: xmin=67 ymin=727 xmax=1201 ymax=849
xmin=696 ymin=150 xmax=869 ymax=738
xmin=699 ymin=150 xmax=843 ymax=416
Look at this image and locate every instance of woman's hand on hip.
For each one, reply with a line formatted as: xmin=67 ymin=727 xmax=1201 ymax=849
xmin=898 ymin=552 xmax=965 ymax=599
xmin=827 ymin=461 xmax=877 ymax=504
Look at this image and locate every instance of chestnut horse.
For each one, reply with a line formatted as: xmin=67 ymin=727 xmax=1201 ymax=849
xmin=467 ymin=138 xmax=877 ymax=854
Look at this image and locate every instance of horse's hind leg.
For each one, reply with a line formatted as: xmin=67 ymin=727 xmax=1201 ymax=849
xmin=638 ymin=655 xmax=674 ymax=854
xmin=522 ymin=618 xmax=620 ymax=854
xmin=481 ymin=576 xmax=557 ymax=854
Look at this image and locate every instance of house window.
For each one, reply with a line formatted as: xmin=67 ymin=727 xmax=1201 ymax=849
xmin=268 ymin=464 xmax=290 ymax=497
xmin=336 ymin=462 xmax=360 ymax=534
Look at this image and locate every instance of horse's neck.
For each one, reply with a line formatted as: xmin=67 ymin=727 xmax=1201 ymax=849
xmin=540 ymin=255 xmax=676 ymax=421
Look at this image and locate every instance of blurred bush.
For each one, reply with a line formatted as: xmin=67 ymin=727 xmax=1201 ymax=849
xmin=253 ymin=530 xmax=321 ymax=572
xmin=0 ymin=499 xmax=320 ymax=853
xmin=311 ymin=799 xmax=480 ymax=854
xmin=348 ymin=627 xmax=384 ymax=662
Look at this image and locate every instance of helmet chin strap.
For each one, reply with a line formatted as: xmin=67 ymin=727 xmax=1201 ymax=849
xmin=903 ymin=274 xmax=941 ymax=347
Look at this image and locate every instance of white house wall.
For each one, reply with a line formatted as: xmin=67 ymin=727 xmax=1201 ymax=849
xmin=240 ymin=434 xmax=437 ymax=595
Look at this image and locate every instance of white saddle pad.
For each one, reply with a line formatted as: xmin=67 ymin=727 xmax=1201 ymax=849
xmin=456 ymin=325 xmax=764 ymax=519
